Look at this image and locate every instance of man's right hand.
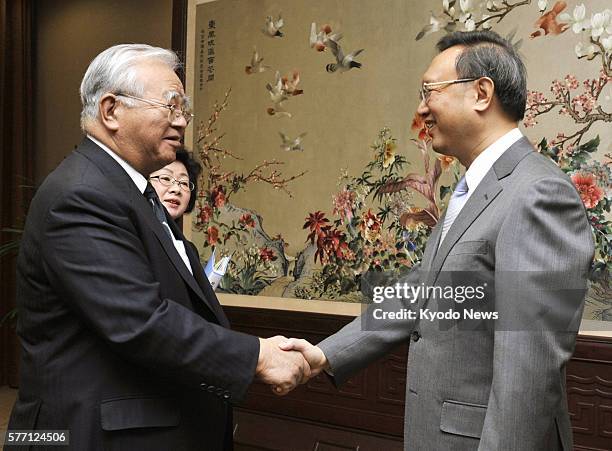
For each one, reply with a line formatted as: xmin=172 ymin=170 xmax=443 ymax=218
xmin=278 ymin=338 xmax=328 ymax=378
xmin=256 ymin=336 xmax=311 ymax=396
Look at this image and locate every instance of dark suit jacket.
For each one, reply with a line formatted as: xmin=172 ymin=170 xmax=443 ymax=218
xmin=8 ymin=138 xmax=259 ymax=450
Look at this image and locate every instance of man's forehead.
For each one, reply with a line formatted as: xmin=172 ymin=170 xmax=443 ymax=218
xmin=422 ymin=46 xmax=462 ymax=81
xmin=136 ymin=61 xmax=184 ymax=95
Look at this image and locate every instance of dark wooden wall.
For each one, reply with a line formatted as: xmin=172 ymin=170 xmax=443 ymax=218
xmin=226 ymin=306 xmax=612 ymax=451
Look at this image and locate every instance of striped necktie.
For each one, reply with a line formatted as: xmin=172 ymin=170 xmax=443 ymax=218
xmin=144 ymin=182 xmax=174 ymax=241
xmin=439 ymin=176 xmax=469 ymax=246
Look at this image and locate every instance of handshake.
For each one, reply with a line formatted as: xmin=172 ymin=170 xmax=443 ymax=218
xmin=255 ymin=336 xmax=328 ymax=396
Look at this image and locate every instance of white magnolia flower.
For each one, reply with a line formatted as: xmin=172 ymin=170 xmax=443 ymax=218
xmin=590 ymin=12 xmax=608 ymax=39
xmin=486 ymin=0 xmax=503 ymax=10
xmin=575 ymin=41 xmax=597 ymax=58
xmin=560 ymin=4 xmax=589 ymax=34
xmin=465 ymin=18 xmax=476 ymax=31
xmin=601 ymin=35 xmax=612 ymax=52
xmin=538 ymin=0 xmax=548 ymax=12
xmin=459 ymin=0 xmax=474 ymax=22
xmin=441 ymin=0 xmax=455 ymax=17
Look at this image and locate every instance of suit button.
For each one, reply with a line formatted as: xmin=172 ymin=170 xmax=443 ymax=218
xmin=216 ymin=388 xmax=224 ymax=397
xmin=223 ymin=391 xmax=231 ymax=400
xmin=411 ymin=331 xmax=421 ymax=342
xmin=207 ymin=385 xmax=216 ymax=393
xmin=200 ymin=383 xmax=208 ymax=390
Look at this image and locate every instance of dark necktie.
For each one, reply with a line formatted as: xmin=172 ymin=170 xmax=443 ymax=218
xmin=144 ymin=182 xmax=174 ymax=241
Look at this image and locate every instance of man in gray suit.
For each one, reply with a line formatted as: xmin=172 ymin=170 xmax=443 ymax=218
xmin=280 ymin=31 xmax=594 ymax=450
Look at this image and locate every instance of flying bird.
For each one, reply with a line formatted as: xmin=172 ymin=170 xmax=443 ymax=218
xmin=326 ymin=39 xmax=364 ymax=73
xmin=282 ymin=70 xmax=304 ymax=96
xmin=266 ymin=71 xmax=288 ymax=105
xmin=267 ymin=107 xmax=292 ymax=118
xmin=309 ymin=22 xmax=342 ymax=52
xmin=279 ymin=132 xmax=307 ymax=152
xmin=263 ymin=14 xmax=284 ymax=38
xmin=530 ymin=1 xmax=568 ymax=38
xmin=245 ymin=47 xmax=269 ymax=74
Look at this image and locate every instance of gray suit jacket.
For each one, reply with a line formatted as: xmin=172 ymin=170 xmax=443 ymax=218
xmin=318 ymin=138 xmax=594 ymax=451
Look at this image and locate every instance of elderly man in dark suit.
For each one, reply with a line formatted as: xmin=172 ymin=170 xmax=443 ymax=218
xmin=7 ymin=44 xmax=309 ymax=450
xmin=282 ymin=31 xmax=594 ymax=451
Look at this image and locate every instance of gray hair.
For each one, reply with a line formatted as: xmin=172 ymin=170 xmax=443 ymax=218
xmin=436 ymin=31 xmax=527 ymax=121
xmin=79 ymin=44 xmax=180 ymax=131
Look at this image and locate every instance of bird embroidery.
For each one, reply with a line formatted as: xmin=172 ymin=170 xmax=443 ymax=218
xmin=279 ymin=132 xmax=307 ymax=152
xmin=309 ymin=22 xmax=343 ymax=52
xmin=263 ymin=14 xmax=284 ymax=38
xmin=326 ymin=39 xmax=364 ymax=73
xmin=245 ymin=47 xmax=269 ymax=74
xmin=266 ymin=71 xmax=289 ymax=105
xmin=282 ymin=70 xmax=304 ymax=96
xmin=530 ymin=1 xmax=569 ymax=38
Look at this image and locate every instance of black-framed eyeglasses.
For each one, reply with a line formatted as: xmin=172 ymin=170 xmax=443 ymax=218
xmin=150 ymin=175 xmax=195 ymax=192
xmin=419 ymin=78 xmax=478 ymax=102
xmin=114 ymin=92 xmax=194 ymax=124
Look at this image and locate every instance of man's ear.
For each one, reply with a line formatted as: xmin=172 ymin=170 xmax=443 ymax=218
xmin=473 ymin=76 xmax=495 ymax=113
xmin=99 ymin=93 xmax=121 ymax=131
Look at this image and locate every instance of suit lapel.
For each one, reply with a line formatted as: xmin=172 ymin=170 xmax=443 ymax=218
xmin=428 ymin=137 xmax=534 ymax=281
xmin=76 ymin=138 xmax=222 ymax=320
xmin=166 ymin=219 xmax=230 ymax=327
xmin=182 ymin=240 xmax=230 ymax=327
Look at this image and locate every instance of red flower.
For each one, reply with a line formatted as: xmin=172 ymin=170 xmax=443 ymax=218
xmin=199 ymin=204 xmax=213 ymax=223
xmin=259 ymin=247 xmax=277 ymax=262
xmin=239 ymin=213 xmax=256 ymax=228
xmin=411 ymin=112 xmax=430 ymax=141
xmin=571 ymin=172 xmax=604 ymax=209
xmin=303 ymin=211 xmax=330 ymax=243
xmin=206 ymin=226 xmax=219 ymax=245
xmin=210 ymin=186 xmax=226 ymax=208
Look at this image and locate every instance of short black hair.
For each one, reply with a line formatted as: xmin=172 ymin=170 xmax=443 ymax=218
xmin=174 ymin=148 xmax=202 ymax=214
xmin=436 ymin=30 xmax=527 ymax=121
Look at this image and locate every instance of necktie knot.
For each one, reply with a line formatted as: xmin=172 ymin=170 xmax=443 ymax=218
xmin=144 ymin=183 xmax=174 ymax=241
xmin=144 ymin=182 xmax=158 ymax=200
xmin=453 ymin=176 xmax=469 ymax=196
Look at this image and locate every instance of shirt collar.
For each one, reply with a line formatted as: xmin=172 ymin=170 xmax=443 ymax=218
xmin=87 ymin=135 xmax=148 ymax=194
xmin=464 ymin=128 xmax=522 ymax=194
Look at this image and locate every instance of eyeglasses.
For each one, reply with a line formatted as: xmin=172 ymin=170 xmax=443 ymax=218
xmin=114 ymin=92 xmax=194 ymax=124
xmin=419 ymin=78 xmax=478 ymax=102
xmin=150 ymin=175 xmax=195 ymax=192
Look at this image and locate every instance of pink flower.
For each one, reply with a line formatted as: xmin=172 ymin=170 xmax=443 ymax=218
xmin=332 ymin=189 xmax=356 ymax=221
xmin=564 ymin=74 xmax=579 ymax=89
xmin=571 ymin=172 xmax=604 ymax=209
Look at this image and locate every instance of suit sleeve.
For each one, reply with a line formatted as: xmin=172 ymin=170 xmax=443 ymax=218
xmin=318 ymin=264 xmax=422 ymax=385
xmin=478 ymin=177 xmax=593 ymax=450
xmin=40 ymin=183 xmax=259 ymax=403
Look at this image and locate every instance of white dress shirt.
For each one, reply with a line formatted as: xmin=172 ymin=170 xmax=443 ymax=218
xmin=87 ymin=135 xmax=193 ymax=274
xmin=463 ymin=127 xmax=523 ymax=201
